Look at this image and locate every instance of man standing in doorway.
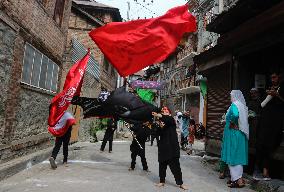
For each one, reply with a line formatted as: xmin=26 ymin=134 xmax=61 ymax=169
xmin=255 ymin=71 xmax=284 ymax=180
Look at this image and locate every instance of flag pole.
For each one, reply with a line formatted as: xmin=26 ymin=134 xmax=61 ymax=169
xmin=125 ymin=123 xmax=143 ymax=150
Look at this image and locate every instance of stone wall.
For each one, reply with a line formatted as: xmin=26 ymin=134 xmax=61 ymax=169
xmin=0 ymin=21 xmax=16 ymax=140
xmin=13 ymin=87 xmax=53 ymax=141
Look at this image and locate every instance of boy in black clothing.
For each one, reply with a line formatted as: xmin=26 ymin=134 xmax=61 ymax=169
xmin=100 ymin=118 xmax=117 ymax=153
xmin=49 ymin=126 xmax=72 ymax=169
xmin=129 ymin=122 xmax=151 ymax=171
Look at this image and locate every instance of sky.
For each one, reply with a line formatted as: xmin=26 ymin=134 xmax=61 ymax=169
xmin=96 ymin=0 xmax=188 ymax=20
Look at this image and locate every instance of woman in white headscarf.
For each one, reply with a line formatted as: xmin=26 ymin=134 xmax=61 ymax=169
xmin=221 ymin=90 xmax=249 ymax=188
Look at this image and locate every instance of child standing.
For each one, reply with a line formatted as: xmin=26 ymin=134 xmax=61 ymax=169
xmin=48 ymin=111 xmax=75 ymax=169
xmin=129 ymin=122 xmax=151 ymax=171
xmin=187 ymin=119 xmax=195 ymax=155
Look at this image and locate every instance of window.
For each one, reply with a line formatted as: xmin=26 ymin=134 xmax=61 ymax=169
xmin=71 ymin=38 xmax=100 ymax=80
xmin=53 ymin=0 xmax=65 ymax=26
xmin=21 ymin=43 xmax=59 ymax=93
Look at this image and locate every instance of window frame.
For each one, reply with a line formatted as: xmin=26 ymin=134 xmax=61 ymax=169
xmin=21 ymin=43 xmax=60 ymax=93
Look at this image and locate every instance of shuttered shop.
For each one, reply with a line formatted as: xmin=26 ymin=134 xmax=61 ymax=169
xmin=204 ymin=64 xmax=231 ymax=140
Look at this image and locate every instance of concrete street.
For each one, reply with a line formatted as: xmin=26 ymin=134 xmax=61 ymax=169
xmin=0 ymin=141 xmax=255 ymax=192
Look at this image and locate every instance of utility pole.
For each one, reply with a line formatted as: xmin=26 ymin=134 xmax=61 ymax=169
xmin=127 ymin=1 xmax=130 ymax=21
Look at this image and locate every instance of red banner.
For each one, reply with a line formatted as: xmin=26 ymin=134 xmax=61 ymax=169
xmin=48 ymin=51 xmax=90 ymax=127
xmin=89 ymin=4 xmax=196 ymax=77
xmin=48 ymin=112 xmax=76 ymax=137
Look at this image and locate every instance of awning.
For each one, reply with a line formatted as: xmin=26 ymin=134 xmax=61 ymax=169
xmin=178 ymin=86 xmax=200 ymax=94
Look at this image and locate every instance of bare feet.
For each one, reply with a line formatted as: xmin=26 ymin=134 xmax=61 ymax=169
xmin=179 ymin=184 xmax=189 ymax=190
xmin=155 ymin=183 xmax=165 ymax=187
xmin=128 ymin=167 xmax=134 ymax=171
xmin=63 ymin=162 xmax=68 ymax=167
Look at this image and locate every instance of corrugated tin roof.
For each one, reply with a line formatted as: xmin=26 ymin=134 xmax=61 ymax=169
xmin=73 ymin=0 xmax=117 ymax=9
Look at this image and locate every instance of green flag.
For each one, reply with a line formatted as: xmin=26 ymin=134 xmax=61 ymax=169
xmin=200 ymin=80 xmax=207 ymax=98
xmin=136 ymin=89 xmax=155 ymax=103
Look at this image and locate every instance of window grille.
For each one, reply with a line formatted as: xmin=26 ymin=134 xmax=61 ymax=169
xmin=21 ymin=43 xmax=59 ymax=93
xmin=71 ymin=38 xmax=100 ymax=80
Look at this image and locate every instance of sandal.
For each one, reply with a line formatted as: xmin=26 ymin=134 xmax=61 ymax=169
xmin=227 ymin=180 xmax=232 ymax=185
xmin=228 ymin=181 xmax=245 ymax=188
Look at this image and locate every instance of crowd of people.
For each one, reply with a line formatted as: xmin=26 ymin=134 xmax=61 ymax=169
xmin=48 ymin=88 xmax=190 ymax=190
xmin=47 ymin=72 xmax=283 ymax=190
xmin=175 ymin=110 xmax=205 ymax=155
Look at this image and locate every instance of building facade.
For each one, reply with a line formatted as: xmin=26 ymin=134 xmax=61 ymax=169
xmin=158 ymin=2 xmax=201 ymax=124
xmin=65 ymin=0 xmax=122 ymax=141
xmin=194 ymin=0 xmax=284 ymax=178
xmin=0 ymin=0 xmax=72 ymax=163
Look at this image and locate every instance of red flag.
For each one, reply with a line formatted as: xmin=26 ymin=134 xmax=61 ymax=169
xmin=48 ymin=112 xmax=76 ymax=137
xmin=89 ymin=4 xmax=196 ymax=77
xmin=48 ymin=51 xmax=90 ymax=127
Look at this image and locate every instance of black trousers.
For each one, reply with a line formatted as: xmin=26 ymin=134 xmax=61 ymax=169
xmin=100 ymin=139 xmax=113 ymax=152
xmin=159 ymin=157 xmax=183 ymax=185
xmin=150 ymin=135 xmax=158 ymax=146
xmin=256 ymin=145 xmax=271 ymax=170
xmin=51 ymin=128 xmax=72 ymax=162
xmin=131 ymin=146 xmax=148 ymax=170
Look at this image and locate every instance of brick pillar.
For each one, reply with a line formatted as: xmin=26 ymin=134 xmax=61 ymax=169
xmin=3 ymin=35 xmax=25 ymax=144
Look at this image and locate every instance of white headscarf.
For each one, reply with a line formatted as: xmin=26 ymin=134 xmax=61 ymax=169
xmin=230 ymin=90 xmax=249 ymax=139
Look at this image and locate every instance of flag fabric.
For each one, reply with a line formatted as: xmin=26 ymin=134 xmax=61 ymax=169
xmin=136 ymin=89 xmax=155 ymax=103
xmin=71 ymin=96 xmax=110 ymax=118
xmin=89 ymin=4 xmax=196 ymax=77
xmin=48 ymin=112 xmax=75 ymax=137
xmin=48 ymin=51 xmax=90 ymax=127
xmin=131 ymin=80 xmax=166 ymax=90
xmin=71 ymin=87 xmax=159 ymax=124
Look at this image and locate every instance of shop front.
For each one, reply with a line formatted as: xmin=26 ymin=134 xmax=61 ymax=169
xmin=194 ymin=0 xmax=284 ymax=179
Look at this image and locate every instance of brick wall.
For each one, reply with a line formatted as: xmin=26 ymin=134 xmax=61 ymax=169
xmin=0 ymin=0 xmax=72 ymax=162
xmin=65 ymin=11 xmax=102 ymax=94
xmin=66 ymin=9 xmax=117 ymax=93
xmin=0 ymin=0 xmax=71 ymax=63
xmin=64 ymin=7 xmax=118 ymax=141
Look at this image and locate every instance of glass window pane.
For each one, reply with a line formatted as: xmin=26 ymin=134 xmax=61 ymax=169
xmin=31 ymin=50 xmax=42 ymax=86
xmin=51 ymin=64 xmax=59 ymax=92
xmin=39 ymin=56 xmax=48 ymax=89
xmin=45 ymin=60 xmax=54 ymax=90
xmin=22 ymin=44 xmax=34 ymax=84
